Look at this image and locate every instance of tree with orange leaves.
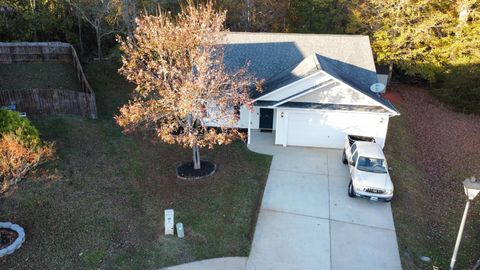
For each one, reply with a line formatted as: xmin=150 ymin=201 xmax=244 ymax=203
xmin=115 ymin=1 xmax=256 ymax=171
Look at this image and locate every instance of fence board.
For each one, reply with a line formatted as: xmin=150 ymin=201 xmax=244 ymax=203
xmin=0 ymin=42 xmax=97 ymax=118
xmin=0 ymin=89 xmax=97 ymax=118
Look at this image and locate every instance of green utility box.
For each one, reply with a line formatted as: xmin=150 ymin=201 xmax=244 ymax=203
xmin=176 ymin=223 xmax=184 ymax=238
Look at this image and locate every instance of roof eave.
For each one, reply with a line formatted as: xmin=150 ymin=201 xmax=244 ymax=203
xmin=252 ymin=70 xmax=325 ymax=101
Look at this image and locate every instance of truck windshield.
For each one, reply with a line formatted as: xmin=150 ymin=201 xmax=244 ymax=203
xmin=357 ymin=157 xmax=387 ymax=173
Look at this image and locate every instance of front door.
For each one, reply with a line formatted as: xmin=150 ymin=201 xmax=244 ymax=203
xmin=259 ymin=108 xmax=274 ymax=132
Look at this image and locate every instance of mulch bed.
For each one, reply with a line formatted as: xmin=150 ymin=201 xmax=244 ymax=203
xmin=176 ymin=161 xmax=216 ymax=180
xmin=382 ymin=91 xmax=403 ymax=105
xmin=0 ymin=229 xmax=18 ymax=249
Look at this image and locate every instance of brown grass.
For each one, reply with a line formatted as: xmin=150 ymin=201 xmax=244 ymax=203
xmin=387 ymin=83 xmax=480 ymax=269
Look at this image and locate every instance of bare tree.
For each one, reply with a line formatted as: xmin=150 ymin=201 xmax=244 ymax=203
xmin=115 ymin=1 xmax=256 ymax=170
xmin=68 ymin=0 xmax=122 ymax=58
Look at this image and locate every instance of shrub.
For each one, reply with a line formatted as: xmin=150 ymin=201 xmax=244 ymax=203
xmin=0 ymin=109 xmax=54 ymax=193
xmin=433 ymin=68 xmax=480 ymax=114
xmin=0 ymin=109 xmax=40 ymax=146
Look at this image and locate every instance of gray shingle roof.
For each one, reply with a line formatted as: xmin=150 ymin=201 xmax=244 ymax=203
xmin=253 ymin=54 xmax=321 ymax=99
xmin=223 ymin=32 xmax=398 ymax=114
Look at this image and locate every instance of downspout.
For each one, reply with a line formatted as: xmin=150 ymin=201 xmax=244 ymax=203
xmin=247 ymin=108 xmax=252 ymax=144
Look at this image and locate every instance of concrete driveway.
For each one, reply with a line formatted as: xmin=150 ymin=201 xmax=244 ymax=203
xmin=246 ymin=132 xmax=402 ymax=270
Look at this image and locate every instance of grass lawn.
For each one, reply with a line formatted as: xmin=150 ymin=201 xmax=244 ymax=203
xmin=386 ymin=84 xmax=480 ymax=270
xmin=0 ymin=63 xmax=81 ymax=91
xmin=0 ymin=62 xmax=272 ymax=269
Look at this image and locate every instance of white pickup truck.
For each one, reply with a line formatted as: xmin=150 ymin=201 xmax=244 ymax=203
xmin=342 ymin=135 xmax=394 ymax=202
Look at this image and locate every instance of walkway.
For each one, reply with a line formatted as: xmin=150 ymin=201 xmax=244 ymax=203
xmin=162 ymin=257 xmax=247 ymax=270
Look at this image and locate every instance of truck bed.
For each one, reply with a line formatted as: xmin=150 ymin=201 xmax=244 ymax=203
xmin=347 ymin=135 xmax=375 ymax=146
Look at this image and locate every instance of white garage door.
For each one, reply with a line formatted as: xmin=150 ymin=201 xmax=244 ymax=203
xmin=285 ymin=110 xmax=383 ymax=149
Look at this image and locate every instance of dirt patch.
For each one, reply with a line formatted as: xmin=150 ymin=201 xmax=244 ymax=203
xmin=383 ymin=91 xmax=403 ymax=105
xmin=0 ymin=229 xmax=18 ymax=249
xmin=392 ymin=83 xmax=480 ymax=198
xmin=176 ymin=161 xmax=216 ymax=180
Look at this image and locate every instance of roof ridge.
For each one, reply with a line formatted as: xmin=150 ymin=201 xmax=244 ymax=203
xmin=313 ymin=54 xmax=322 ymax=70
xmin=226 ymin=32 xmax=370 ymax=38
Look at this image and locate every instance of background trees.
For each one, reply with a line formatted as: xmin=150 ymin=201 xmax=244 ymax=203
xmin=68 ymin=0 xmax=122 ymax=58
xmin=214 ymin=0 xmax=289 ymax=32
xmin=346 ymin=0 xmax=480 ymax=112
xmin=287 ymin=0 xmax=350 ymax=33
xmin=0 ymin=0 xmax=478 ymax=111
xmin=0 ymin=0 xmax=74 ymax=42
xmin=115 ymin=2 xmax=255 ymax=170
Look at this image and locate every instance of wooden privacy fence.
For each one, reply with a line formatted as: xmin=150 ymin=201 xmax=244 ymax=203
xmin=0 ymin=42 xmax=97 ymax=118
xmin=0 ymin=89 xmax=97 ymax=117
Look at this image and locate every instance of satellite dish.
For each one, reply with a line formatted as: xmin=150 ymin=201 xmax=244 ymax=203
xmin=370 ymin=83 xmax=385 ymax=94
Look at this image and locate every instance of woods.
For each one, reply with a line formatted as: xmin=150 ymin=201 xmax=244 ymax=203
xmin=0 ymin=0 xmax=478 ymax=112
xmin=347 ymin=0 xmax=480 ymax=112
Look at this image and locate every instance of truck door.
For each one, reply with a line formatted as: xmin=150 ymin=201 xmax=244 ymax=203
xmin=346 ymin=142 xmax=357 ymax=163
xmin=349 ymin=150 xmax=359 ymax=176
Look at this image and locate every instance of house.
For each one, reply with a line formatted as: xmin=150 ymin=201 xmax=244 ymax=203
xmin=222 ymin=32 xmax=399 ymax=149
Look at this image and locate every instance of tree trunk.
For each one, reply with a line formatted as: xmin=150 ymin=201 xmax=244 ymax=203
xmin=30 ymin=0 xmax=37 ymax=41
xmin=244 ymin=0 xmax=251 ymax=31
xmin=95 ymin=28 xmax=102 ymax=59
xmin=188 ymin=113 xmax=201 ymax=170
xmin=192 ymin=143 xmax=201 ymax=170
xmin=123 ymin=0 xmax=132 ymax=36
xmin=33 ymin=25 xmax=38 ymax=41
xmin=388 ymin=61 xmax=393 ymax=85
xmin=77 ymin=14 xmax=84 ymax=55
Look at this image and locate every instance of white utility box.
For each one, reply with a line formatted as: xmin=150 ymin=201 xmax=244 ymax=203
xmin=164 ymin=209 xmax=174 ymax=235
xmin=176 ymin=223 xmax=184 ymax=238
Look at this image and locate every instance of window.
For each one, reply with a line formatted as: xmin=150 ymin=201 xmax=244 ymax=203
xmin=352 ymin=152 xmax=358 ymax=165
xmin=357 ymin=157 xmax=387 ymax=173
xmin=351 ymin=143 xmax=357 ymax=155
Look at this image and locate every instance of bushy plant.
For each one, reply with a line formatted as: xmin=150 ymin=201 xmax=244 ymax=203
xmin=433 ymin=67 xmax=480 ymax=114
xmin=0 ymin=109 xmax=40 ymax=146
xmin=0 ymin=109 xmax=54 ymax=193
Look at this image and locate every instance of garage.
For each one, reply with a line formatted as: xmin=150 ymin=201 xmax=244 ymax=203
xmin=234 ymin=40 xmax=400 ymax=149
xmin=276 ymin=109 xmax=389 ymax=149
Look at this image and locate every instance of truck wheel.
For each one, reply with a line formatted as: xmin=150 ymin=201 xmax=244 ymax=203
xmin=342 ymin=151 xmax=348 ymax=165
xmin=348 ymin=180 xmax=356 ymax=198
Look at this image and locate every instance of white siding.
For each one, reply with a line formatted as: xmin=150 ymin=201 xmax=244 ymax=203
xmin=275 ymin=109 xmax=389 ymax=148
xmin=239 ymin=106 xmax=277 ymax=130
xmin=239 ymin=106 xmax=257 ymax=129
xmin=258 ymin=73 xmax=327 ymax=101
xmin=291 ymin=84 xmax=379 ymax=106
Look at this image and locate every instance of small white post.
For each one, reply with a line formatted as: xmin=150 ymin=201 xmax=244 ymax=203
xmin=247 ymin=108 xmax=252 ymax=145
xmin=164 ymin=209 xmax=174 ymax=235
